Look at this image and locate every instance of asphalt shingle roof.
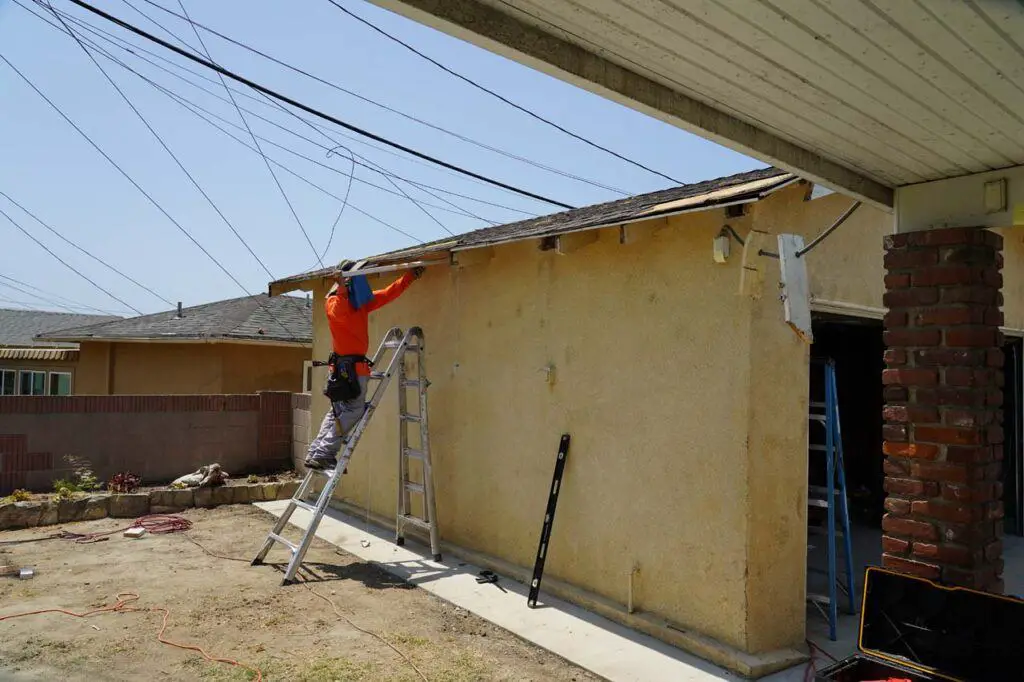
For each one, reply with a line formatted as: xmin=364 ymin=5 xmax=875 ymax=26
xmin=37 ymin=295 xmax=311 ymax=344
xmin=0 ymin=309 xmax=120 ymax=348
xmin=270 ymin=167 xmax=793 ymax=292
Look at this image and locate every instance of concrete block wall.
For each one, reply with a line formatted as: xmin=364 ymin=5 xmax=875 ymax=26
xmin=0 ymin=393 xmax=296 ymax=494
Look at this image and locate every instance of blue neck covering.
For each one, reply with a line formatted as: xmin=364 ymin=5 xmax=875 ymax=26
xmin=347 ymin=275 xmax=374 ymax=310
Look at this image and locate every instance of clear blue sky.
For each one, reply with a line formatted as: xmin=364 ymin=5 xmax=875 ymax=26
xmin=0 ymin=0 xmax=756 ymax=317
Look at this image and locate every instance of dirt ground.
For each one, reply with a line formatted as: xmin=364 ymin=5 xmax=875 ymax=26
xmin=0 ymin=505 xmax=598 ymax=682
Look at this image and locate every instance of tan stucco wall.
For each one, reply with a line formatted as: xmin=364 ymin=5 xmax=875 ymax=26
xmin=298 ymin=183 xmax=1024 ymax=665
xmin=306 ymin=195 xmax=825 ymax=656
xmin=74 ymin=341 xmax=308 ymax=395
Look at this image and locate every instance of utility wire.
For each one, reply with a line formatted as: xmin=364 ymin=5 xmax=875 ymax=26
xmin=127 ymin=0 xmax=629 ymax=197
xmin=19 ymin=0 xmax=435 ymax=248
xmin=43 ymin=2 xmax=278 ymax=282
xmin=0 ymin=274 xmax=124 ymax=316
xmin=0 ymin=204 xmax=144 ymax=314
xmin=173 ymin=0 xmax=325 ymax=270
xmin=326 ymin=0 xmax=683 ymax=186
xmin=126 ymin=0 xmax=357 ymax=260
xmin=173 ymin=1 xmax=454 ymax=245
xmin=0 ymin=50 xmax=305 ymax=339
xmin=34 ymin=5 xmax=538 ymax=217
xmin=0 ymin=189 xmax=173 ymax=307
xmin=65 ymin=0 xmax=576 ymax=210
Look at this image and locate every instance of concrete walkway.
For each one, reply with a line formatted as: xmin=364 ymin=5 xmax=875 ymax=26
xmin=255 ymin=500 xmax=815 ymax=682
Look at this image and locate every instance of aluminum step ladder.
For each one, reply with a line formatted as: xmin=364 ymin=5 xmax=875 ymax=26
xmin=807 ymin=357 xmax=856 ymax=641
xmin=252 ymin=326 xmax=441 ymax=585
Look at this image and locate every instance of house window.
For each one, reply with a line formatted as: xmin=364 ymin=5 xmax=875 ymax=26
xmin=0 ymin=370 xmax=15 ymax=396
xmin=49 ymin=372 xmax=72 ymax=396
xmin=19 ymin=370 xmax=46 ymax=396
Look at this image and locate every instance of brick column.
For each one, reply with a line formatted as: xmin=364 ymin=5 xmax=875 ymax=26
xmin=257 ymin=392 xmax=293 ymax=472
xmin=882 ymin=226 xmax=1004 ymax=592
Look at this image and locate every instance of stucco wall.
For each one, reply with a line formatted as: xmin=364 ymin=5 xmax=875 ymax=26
xmin=74 ymin=341 xmax=308 ymax=395
xmin=298 ymin=184 xmax=1024 ymax=661
xmin=310 ymin=208 xmax=789 ymax=653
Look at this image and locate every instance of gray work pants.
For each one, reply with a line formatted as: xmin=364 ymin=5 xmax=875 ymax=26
xmin=306 ymin=377 xmax=369 ymax=464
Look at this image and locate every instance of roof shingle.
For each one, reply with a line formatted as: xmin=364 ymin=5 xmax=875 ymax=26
xmin=270 ymin=167 xmax=793 ymax=293
xmin=37 ymin=295 xmax=311 ymax=344
xmin=0 ymin=309 xmax=120 ymax=348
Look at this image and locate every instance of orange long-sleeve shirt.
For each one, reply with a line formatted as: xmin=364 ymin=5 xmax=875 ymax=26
xmin=326 ymin=272 xmax=415 ymax=375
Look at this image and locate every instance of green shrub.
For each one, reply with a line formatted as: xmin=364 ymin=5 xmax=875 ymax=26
xmin=1 ymin=489 xmax=32 ymax=505
xmin=52 ymin=478 xmax=80 ymax=494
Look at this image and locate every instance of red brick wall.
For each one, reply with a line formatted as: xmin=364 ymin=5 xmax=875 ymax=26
xmin=882 ymin=226 xmax=1004 ymax=592
xmin=0 ymin=393 xmax=295 ymax=494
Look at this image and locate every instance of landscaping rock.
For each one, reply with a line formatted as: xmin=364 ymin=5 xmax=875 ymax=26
xmin=38 ymin=501 xmax=58 ymax=527
xmin=278 ymin=481 xmax=299 ymax=499
xmin=149 ymin=489 xmax=194 ymax=513
xmin=262 ymin=483 xmax=281 ymax=501
xmin=109 ymin=494 xmax=150 ymax=519
xmin=82 ymin=495 xmax=109 ymax=521
xmin=210 ymin=486 xmax=234 ymax=506
xmin=0 ymin=501 xmax=44 ymax=530
xmin=57 ymin=499 xmax=84 ymax=523
xmin=193 ymin=487 xmax=214 ymax=508
xmin=231 ymin=485 xmax=252 ymax=504
xmin=248 ymin=484 xmax=265 ymax=502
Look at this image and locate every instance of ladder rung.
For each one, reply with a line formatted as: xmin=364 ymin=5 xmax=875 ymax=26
xmin=308 ymin=467 xmax=336 ymax=477
xmin=809 ymin=444 xmax=828 ymax=452
xmin=809 ymin=485 xmax=841 ymax=496
xmin=292 ymin=500 xmax=317 ymax=514
xmin=399 ymin=515 xmax=431 ymax=530
xmin=268 ymin=533 xmax=298 ymax=553
xmin=403 ymin=447 xmax=424 ymax=461
xmin=370 ymin=371 xmax=387 ymax=379
xmin=384 ymin=340 xmax=404 ymax=349
xmin=808 ymin=526 xmax=845 ymax=539
xmin=404 ymin=481 xmax=425 ymax=494
xmin=809 ymin=402 xmax=826 ymax=408
xmin=400 ymin=413 xmax=422 ymax=423
xmin=400 ymin=379 xmax=421 ymax=388
xmin=808 ymin=499 xmax=831 ymax=509
xmin=807 ymin=593 xmax=832 ymax=606
xmin=808 ymin=415 xmax=827 ymax=423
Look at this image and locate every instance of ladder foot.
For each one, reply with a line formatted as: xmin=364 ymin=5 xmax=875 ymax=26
xmin=250 ymin=558 xmax=264 ymax=566
xmin=281 ymin=578 xmax=296 ymax=586
xmin=396 ymin=537 xmax=406 ymax=546
xmin=433 ymin=554 xmax=442 ymax=562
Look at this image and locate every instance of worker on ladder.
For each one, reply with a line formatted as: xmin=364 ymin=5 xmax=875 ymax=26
xmin=304 ymin=261 xmax=423 ymax=471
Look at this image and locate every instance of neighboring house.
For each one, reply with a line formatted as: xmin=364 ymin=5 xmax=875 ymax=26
xmin=0 ymin=309 xmax=120 ymax=396
xmin=269 ymin=168 xmax=1024 ymax=676
xmin=37 ymin=295 xmax=312 ymax=395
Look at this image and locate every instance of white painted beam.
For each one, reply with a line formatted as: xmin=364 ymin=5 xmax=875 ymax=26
xmin=366 ymin=0 xmax=894 ymax=210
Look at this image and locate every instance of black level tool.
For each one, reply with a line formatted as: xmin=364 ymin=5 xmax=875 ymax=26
xmin=527 ymin=434 xmax=571 ymax=608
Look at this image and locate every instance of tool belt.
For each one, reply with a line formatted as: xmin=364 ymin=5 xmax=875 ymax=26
xmin=324 ymin=353 xmax=370 ymax=402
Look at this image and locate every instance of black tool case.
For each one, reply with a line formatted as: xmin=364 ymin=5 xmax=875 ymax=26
xmin=815 ymin=567 xmax=1024 ymax=681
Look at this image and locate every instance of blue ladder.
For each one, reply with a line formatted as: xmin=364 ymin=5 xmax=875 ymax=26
xmin=807 ymin=358 xmax=856 ymax=640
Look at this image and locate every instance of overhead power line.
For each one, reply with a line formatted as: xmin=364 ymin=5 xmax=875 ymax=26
xmin=127 ymin=0 xmax=630 ymax=196
xmin=0 ymin=203 xmax=144 ymax=314
xmin=43 ymin=3 xmax=280 ymax=282
xmin=0 ymin=189 xmax=174 ymax=307
xmin=0 ymin=273 xmax=124 ymax=316
xmin=173 ymin=0 xmax=325 ymax=270
xmin=0 ymin=50 xmax=304 ymax=340
xmin=33 ymin=5 xmax=539 ymax=218
xmin=65 ymin=0 xmax=576 ymax=210
xmin=325 ymin=0 xmax=683 ymax=186
xmin=19 ymin=2 xmax=433 ymax=246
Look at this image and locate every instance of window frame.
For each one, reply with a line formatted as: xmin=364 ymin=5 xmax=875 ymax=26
xmin=19 ymin=370 xmax=47 ymax=396
xmin=48 ymin=371 xmax=72 ymax=396
xmin=0 ymin=369 xmax=16 ymax=396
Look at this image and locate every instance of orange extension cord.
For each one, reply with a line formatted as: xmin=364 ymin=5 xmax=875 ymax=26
xmin=0 ymin=515 xmax=264 ymax=681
